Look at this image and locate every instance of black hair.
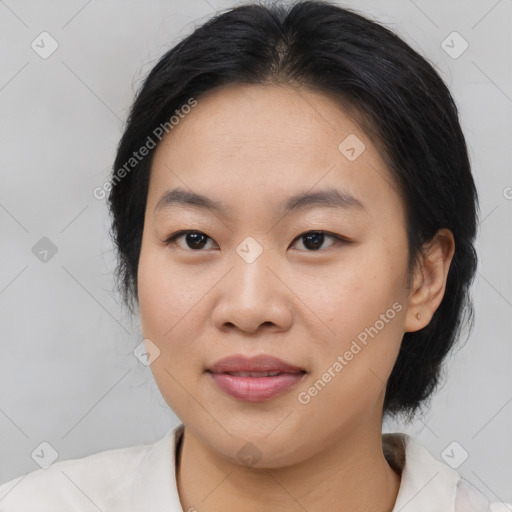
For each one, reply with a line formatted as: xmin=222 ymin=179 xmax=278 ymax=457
xmin=107 ymin=0 xmax=479 ymax=420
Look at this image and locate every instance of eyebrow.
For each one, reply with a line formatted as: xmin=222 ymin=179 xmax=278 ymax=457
xmin=154 ymin=187 xmax=365 ymax=216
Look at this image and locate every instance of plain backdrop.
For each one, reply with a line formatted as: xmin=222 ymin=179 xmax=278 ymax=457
xmin=1 ymin=0 xmax=511 ymax=505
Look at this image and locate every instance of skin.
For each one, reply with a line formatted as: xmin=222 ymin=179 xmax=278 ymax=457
xmin=137 ymin=83 xmax=455 ymax=512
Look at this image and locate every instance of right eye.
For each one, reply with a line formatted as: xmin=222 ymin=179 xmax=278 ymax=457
xmin=164 ymin=230 xmax=218 ymax=251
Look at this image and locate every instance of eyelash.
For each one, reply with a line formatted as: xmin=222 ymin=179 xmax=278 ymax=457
xmin=164 ymin=230 xmax=348 ymax=252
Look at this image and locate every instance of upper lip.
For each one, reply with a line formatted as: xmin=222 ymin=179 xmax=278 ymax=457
xmin=207 ymin=354 xmax=306 ymax=374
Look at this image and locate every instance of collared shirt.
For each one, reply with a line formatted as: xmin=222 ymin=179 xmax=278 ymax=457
xmin=0 ymin=423 xmax=499 ymax=511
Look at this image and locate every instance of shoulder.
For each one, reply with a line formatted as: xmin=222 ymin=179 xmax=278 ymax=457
xmin=0 ymin=443 xmax=152 ymax=511
xmin=384 ymin=433 xmax=506 ymax=512
xmin=454 ymin=478 xmax=506 ymax=512
xmin=0 ymin=427 xmax=181 ymax=512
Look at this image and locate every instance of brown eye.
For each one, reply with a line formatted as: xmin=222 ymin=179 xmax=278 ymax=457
xmin=291 ymin=231 xmax=342 ymax=251
xmin=165 ymin=231 xmax=216 ymax=250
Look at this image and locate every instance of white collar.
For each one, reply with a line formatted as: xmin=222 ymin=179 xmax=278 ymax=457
xmin=383 ymin=432 xmax=459 ymax=510
xmin=127 ymin=424 xmax=460 ymax=511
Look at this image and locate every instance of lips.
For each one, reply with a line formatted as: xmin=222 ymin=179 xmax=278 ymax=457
xmin=206 ymin=354 xmax=307 ymax=401
xmin=207 ymin=354 xmax=306 ymax=375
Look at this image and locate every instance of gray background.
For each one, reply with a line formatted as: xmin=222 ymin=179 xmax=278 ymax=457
xmin=1 ymin=0 xmax=511 ymax=505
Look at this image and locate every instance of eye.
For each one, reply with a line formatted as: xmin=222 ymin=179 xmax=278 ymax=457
xmin=290 ymin=230 xmax=344 ymax=251
xmin=165 ymin=230 xmax=217 ymax=250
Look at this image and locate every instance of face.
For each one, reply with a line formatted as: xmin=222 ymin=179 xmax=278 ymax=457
xmin=137 ymin=83 xmax=413 ymax=467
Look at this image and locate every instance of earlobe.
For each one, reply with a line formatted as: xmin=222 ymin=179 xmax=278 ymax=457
xmin=404 ymin=228 xmax=455 ymax=333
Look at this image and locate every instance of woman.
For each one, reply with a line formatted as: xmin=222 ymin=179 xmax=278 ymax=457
xmin=0 ymin=1 xmax=500 ymax=510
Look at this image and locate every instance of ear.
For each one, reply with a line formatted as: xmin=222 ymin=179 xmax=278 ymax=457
xmin=404 ymin=228 xmax=455 ymax=333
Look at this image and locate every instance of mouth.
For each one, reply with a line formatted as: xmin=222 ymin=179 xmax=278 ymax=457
xmin=206 ymin=354 xmax=307 ymax=402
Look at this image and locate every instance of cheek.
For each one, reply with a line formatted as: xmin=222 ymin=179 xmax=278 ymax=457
xmin=296 ymin=256 xmax=407 ymax=428
xmin=315 ymin=256 xmax=403 ymax=327
xmin=137 ymin=245 xmax=203 ymax=340
xmin=137 ymin=251 xmax=173 ymax=340
xmin=310 ymin=242 xmax=408 ymax=369
xmin=137 ymin=244 xmax=219 ymax=393
xmin=137 ymin=246 xmax=208 ymax=410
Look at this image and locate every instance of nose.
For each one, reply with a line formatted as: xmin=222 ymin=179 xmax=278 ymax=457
xmin=211 ymin=247 xmax=293 ymax=335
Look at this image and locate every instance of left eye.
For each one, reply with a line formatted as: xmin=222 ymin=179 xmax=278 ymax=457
xmin=164 ymin=230 xmax=344 ymax=251
xmin=290 ymin=231 xmax=342 ymax=251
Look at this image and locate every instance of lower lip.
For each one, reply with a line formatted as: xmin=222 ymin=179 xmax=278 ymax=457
xmin=208 ymin=372 xmax=306 ymax=402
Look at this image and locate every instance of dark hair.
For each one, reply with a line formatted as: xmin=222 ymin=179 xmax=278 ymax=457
xmin=108 ymin=0 xmax=478 ymax=419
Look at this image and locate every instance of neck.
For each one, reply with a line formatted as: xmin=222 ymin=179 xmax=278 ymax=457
xmin=176 ymin=421 xmax=401 ymax=512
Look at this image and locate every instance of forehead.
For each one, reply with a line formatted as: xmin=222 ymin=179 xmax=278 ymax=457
xmin=147 ymin=83 xmax=401 ymax=218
